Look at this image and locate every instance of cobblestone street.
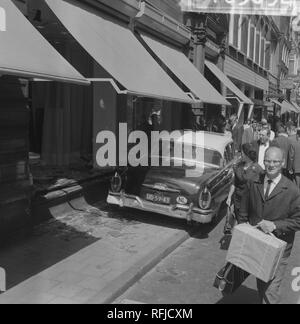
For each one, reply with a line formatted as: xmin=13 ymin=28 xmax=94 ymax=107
xmin=0 ymin=200 xmax=191 ymax=304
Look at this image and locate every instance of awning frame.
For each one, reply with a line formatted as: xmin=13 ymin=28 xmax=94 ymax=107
xmin=226 ymin=96 xmax=244 ymax=120
xmin=205 ymin=60 xmax=253 ymax=105
xmin=270 ymin=99 xmax=298 ymax=114
xmin=226 ymin=96 xmax=255 ymax=121
xmin=87 ymin=78 xmax=195 ymax=102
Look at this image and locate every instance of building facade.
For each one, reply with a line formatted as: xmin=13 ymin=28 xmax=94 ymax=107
xmin=1 ymin=0 xmax=230 ymax=236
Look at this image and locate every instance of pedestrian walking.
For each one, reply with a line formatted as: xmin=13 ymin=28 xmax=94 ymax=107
xmin=288 ymin=129 xmax=300 ymax=188
xmin=251 ymin=128 xmax=274 ymax=170
xmin=230 ymin=114 xmax=244 ymax=153
xmin=261 ymin=119 xmax=275 ymax=141
xmin=242 ymin=120 xmax=255 ymax=145
xmin=224 ymin=143 xmax=263 ymax=235
xmin=239 ymin=147 xmax=300 ymax=304
xmin=287 ymin=124 xmax=297 ymax=142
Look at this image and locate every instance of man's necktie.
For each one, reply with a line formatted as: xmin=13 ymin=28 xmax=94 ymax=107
xmin=265 ymin=179 xmax=273 ymax=200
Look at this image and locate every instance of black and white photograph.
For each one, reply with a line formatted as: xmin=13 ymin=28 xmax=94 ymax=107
xmin=0 ymin=0 xmax=300 ymax=306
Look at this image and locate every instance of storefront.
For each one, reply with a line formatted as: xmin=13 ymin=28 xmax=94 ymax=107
xmin=0 ymin=0 xmax=88 ymax=237
xmin=270 ymin=98 xmax=299 ymax=125
xmin=224 ymin=55 xmax=269 ymax=122
xmin=34 ymin=0 xmax=229 ymax=169
xmin=205 ymin=60 xmax=254 ymax=123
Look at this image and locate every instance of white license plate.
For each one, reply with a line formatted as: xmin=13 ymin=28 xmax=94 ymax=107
xmin=146 ymin=193 xmax=171 ymax=205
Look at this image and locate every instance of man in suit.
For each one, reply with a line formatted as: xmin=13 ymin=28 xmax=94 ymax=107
xmin=251 ymin=129 xmax=273 ymax=170
xmin=239 ymin=147 xmax=300 ymax=304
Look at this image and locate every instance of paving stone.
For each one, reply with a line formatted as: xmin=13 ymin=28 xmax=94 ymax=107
xmin=72 ymin=288 xmax=99 ymax=303
xmin=77 ymin=276 xmax=108 ymax=291
xmin=48 ymin=283 xmax=84 ymax=299
xmin=48 ymin=297 xmax=81 ymax=304
xmin=0 ymin=198 xmax=188 ymax=304
xmin=15 ymin=292 xmax=57 ymax=304
xmin=53 ymin=271 xmax=86 ymax=285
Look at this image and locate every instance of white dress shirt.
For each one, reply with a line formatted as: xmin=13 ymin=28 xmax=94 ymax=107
xmin=264 ymin=174 xmax=282 ymax=197
xmin=258 ymin=142 xmax=270 ymax=170
xmin=270 ymin=130 xmax=275 ymax=141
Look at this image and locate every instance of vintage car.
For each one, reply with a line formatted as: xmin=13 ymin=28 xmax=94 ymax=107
xmin=107 ymin=131 xmax=237 ymax=224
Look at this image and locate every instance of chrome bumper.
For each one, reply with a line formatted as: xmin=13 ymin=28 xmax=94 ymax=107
xmin=107 ymin=191 xmax=215 ymax=224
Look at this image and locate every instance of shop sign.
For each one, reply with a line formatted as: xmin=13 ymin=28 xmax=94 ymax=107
xmin=0 ymin=6 xmax=6 ymax=31
xmin=180 ymin=0 xmax=300 ymax=16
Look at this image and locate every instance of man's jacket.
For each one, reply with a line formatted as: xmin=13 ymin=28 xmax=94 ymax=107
xmin=288 ymin=137 xmax=300 ymax=174
xmin=272 ymin=135 xmax=291 ymax=169
xmin=239 ymin=174 xmax=300 ymax=256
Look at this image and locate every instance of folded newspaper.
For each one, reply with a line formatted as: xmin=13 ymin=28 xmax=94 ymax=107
xmin=226 ymin=224 xmax=287 ymax=283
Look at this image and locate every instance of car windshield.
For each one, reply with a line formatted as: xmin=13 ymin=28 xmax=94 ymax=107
xmin=152 ymin=140 xmax=222 ymax=169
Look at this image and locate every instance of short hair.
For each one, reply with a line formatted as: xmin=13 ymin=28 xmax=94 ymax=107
xmin=260 ymin=128 xmax=271 ymax=136
xmin=288 ymin=125 xmax=297 ymax=132
xmin=265 ymin=146 xmax=284 ymax=161
xmin=278 ymin=126 xmax=286 ymax=134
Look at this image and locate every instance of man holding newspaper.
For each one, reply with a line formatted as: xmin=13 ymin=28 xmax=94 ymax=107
xmin=238 ymin=146 xmax=300 ymax=304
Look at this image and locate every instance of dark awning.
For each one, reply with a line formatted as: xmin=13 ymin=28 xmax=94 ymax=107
xmin=44 ymin=0 xmax=194 ymax=103
xmin=141 ymin=33 xmax=230 ymax=105
xmin=205 ymin=61 xmax=253 ymax=105
xmin=0 ymin=0 xmax=89 ymax=85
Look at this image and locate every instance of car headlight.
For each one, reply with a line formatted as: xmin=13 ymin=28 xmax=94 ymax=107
xmin=111 ymin=172 xmax=122 ymax=193
xmin=199 ymin=187 xmax=212 ymax=210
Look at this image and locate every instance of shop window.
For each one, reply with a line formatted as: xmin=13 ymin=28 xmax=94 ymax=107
xmin=241 ymin=18 xmax=248 ymax=54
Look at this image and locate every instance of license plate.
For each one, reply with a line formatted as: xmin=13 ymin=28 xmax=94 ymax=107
xmin=146 ymin=193 xmax=171 ymax=205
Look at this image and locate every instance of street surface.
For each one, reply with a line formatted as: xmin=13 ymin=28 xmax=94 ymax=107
xmin=115 ymin=205 xmax=261 ymax=304
xmin=116 ymin=209 xmax=300 ymax=305
xmin=0 ymin=196 xmax=298 ymax=304
xmin=0 ymin=198 xmax=191 ymax=304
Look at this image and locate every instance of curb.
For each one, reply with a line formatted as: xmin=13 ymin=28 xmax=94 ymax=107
xmin=86 ymin=227 xmax=197 ymax=304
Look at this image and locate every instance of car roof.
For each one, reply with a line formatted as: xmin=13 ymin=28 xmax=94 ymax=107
xmin=168 ymin=131 xmax=233 ymax=156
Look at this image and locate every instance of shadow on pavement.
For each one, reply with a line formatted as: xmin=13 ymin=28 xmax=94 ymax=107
xmin=0 ymin=220 xmax=99 ymax=290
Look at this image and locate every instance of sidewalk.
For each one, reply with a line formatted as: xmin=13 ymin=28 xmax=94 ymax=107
xmin=0 ymin=199 xmax=192 ymax=304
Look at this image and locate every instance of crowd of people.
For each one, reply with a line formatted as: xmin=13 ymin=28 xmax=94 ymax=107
xmin=228 ymin=116 xmax=300 ymax=184
xmin=223 ymin=115 xmax=300 ymax=304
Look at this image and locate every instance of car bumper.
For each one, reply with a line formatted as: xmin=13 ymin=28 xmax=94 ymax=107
xmin=107 ymin=191 xmax=216 ymax=224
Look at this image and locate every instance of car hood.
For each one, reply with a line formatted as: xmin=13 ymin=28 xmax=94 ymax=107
xmin=141 ymin=166 xmax=219 ymax=196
